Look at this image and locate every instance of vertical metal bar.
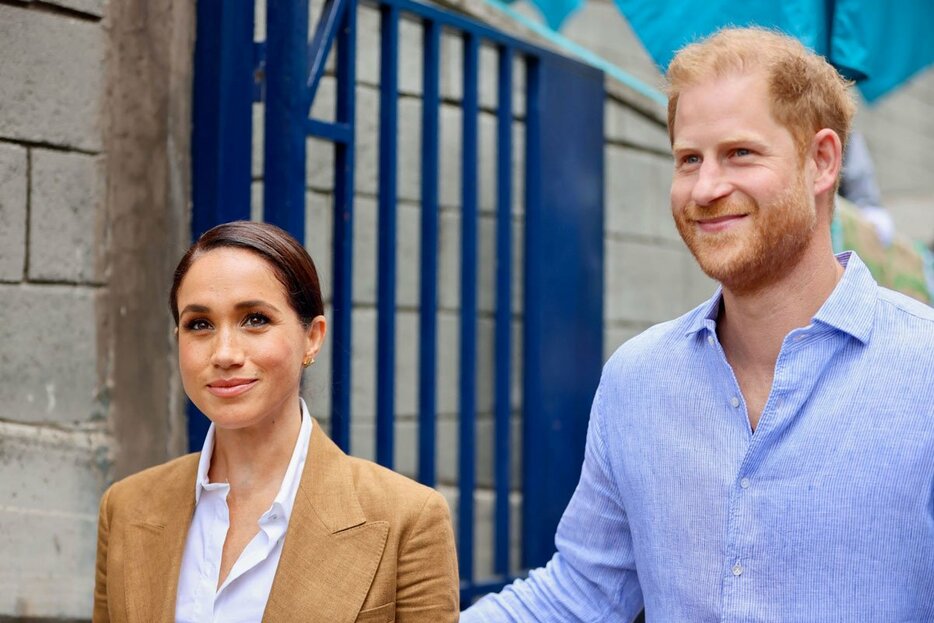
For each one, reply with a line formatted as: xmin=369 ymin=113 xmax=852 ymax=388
xmin=521 ymin=54 xmax=542 ymax=569
xmin=264 ymin=0 xmax=309 ymax=241
xmin=418 ymin=19 xmax=441 ymax=487
xmin=191 ymin=0 xmax=254 ymax=238
xmin=330 ymin=0 xmax=357 ymax=453
xmin=494 ymin=44 xmax=513 ymax=578
xmin=458 ymin=31 xmax=479 ymax=591
xmin=189 ymin=0 xmax=255 ymax=452
xmin=376 ymin=4 xmax=400 ymax=468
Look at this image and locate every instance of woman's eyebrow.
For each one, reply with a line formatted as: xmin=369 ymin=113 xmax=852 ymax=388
xmin=234 ymin=300 xmax=281 ymax=313
xmin=179 ymin=303 xmax=210 ymax=316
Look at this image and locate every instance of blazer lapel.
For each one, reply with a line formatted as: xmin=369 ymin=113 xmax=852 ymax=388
xmin=264 ymin=422 xmax=389 ymax=623
xmin=124 ymin=457 xmax=197 ymax=623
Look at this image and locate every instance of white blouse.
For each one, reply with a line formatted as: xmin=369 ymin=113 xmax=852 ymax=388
xmin=174 ymin=400 xmax=312 ymax=623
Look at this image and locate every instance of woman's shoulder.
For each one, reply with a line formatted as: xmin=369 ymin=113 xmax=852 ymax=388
xmin=342 ymin=455 xmax=451 ymax=524
xmin=103 ymin=452 xmax=200 ymax=512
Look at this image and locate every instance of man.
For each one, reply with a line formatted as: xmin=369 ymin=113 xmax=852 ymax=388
xmin=462 ymin=27 xmax=934 ymax=622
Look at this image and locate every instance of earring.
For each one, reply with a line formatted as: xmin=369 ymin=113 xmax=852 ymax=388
xmin=303 ymin=356 xmax=315 ymax=368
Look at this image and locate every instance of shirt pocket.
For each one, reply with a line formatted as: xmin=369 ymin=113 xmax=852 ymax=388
xmin=355 ymin=601 xmax=395 ymax=623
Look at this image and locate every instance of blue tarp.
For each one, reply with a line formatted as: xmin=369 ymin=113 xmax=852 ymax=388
xmin=521 ymin=0 xmax=934 ymax=102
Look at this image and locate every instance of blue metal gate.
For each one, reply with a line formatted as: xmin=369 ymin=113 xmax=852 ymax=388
xmin=192 ymin=0 xmax=604 ymax=604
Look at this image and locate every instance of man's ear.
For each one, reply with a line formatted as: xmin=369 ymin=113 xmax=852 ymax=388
xmin=810 ymin=128 xmax=843 ymax=197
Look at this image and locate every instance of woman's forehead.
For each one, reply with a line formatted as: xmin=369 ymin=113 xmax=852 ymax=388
xmin=177 ymin=248 xmax=287 ymax=304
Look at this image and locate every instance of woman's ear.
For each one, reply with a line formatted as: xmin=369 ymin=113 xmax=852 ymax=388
xmin=303 ymin=315 xmax=327 ymax=364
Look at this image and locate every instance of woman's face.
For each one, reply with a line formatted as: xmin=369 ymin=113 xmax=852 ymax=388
xmin=175 ymin=247 xmax=325 ymax=431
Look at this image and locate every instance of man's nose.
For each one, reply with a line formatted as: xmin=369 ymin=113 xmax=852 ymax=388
xmin=211 ymin=326 xmax=245 ymax=368
xmin=691 ymin=160 xmax=732 ymax=207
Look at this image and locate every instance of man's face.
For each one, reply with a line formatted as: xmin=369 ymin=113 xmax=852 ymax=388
xmin=670 ymin=70 xmax=817 ymax=294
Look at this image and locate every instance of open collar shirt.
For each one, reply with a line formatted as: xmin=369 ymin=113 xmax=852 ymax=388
xmin=175 ymin=399 xmax=312 ymax=623
xmin=464 ymin=252 xmax=934 ymax=622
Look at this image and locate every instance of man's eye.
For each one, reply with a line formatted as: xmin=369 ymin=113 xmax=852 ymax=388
xmin=185 ymin=319 xmax=211 ymax=331
xmin=733 ymin=148 xmax=752 ymax=157
xmin=679 ymin=154 xmax=700 ymax=166
xmin=244 ymin=313 xmax=270 ymax=328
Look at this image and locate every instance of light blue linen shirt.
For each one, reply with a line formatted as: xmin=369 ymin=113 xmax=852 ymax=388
xmin=464 ymin=252 xmax=934 ymax=622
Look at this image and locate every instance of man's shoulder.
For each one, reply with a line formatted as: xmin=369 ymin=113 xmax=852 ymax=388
xmin=605 ymin=298 xmax=712 ymax=372
xmin=876 ymin=286 xmax=934 ymax=324
xmin=872 ymin=286 xmax=934 ymax=349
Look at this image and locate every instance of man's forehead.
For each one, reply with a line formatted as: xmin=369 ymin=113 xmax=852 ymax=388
xmin=670 ymin=70 xmax=780 ymax=140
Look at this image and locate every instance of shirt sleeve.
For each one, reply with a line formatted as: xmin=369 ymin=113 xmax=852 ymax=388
xmin=461 ymin=380 xmax=643 ymax=622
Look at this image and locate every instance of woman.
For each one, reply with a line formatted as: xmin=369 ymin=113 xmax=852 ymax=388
xmin=92 ymin=221 xmax=459 ymax=622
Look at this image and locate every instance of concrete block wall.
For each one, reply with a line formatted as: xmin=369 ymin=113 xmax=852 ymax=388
xmin=0 ymin=0 xmax=193 ymax=619
xmin=857 ymin=68 xmax=934 ymax=244
xmin=0 ymin=3 xmax=110 ymax=618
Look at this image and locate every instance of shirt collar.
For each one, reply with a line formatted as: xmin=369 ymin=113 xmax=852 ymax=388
xmin=194 ymin=398 xmax=313 ymax=516
xmin=684 ymin=287 xmax=723 ymax=337
xmin=683 ymin=251 xmax=877 ymax=344
xmin=811 ymin=251 xmax=876 ymax=344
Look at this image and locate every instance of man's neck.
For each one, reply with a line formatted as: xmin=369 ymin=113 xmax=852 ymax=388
xmin=718 ymin=244 xmax=844 ymax=372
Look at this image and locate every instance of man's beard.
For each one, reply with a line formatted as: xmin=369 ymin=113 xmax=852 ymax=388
xmin=674 ymin=174 xmax=817 ymax=295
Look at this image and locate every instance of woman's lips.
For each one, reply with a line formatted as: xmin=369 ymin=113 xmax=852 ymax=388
xmin=696 ymin=214 xmax=747 ymax=233
xmin=206 ymin=378 xmax=258 ymax=398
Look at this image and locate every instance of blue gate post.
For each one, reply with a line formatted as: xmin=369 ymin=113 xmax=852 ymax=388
xmin=330 ymin=0 xmax=358 ymax=453
xmin=265 ymin=0 xmax=310 ymax=241
xmin=522 ymin=54 xmax=605 ymax=568
xmin=189 ymin=0 xmax=255 ymax=451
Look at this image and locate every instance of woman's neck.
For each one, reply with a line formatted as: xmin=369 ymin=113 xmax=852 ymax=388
xmin=207 ymin=398 xmax=303 ymax=495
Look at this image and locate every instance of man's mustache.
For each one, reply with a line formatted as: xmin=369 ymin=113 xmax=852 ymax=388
xmin=682 ymin=195 xmax=756 ymax=221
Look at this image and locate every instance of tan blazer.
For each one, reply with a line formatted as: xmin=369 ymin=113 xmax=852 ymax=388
xmin=92 ymin=420 xmax=459 ymax=622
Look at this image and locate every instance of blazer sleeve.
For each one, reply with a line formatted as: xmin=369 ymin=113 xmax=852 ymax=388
xmin=92 ymin=486 xmax=112 ymax=623
xmin=393 ymin=491 xmax=460 ymax=622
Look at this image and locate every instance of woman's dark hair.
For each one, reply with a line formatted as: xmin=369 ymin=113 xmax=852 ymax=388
xmin=170 ymin=221 xmax=324 ymax=326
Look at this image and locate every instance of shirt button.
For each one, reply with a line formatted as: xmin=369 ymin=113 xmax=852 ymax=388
xmin=740 ymin=478 xmax=751 ymax=489
xmin=732 ymin=562 xmax=743 ymax=576
xmin=707 ymin=335 xmax=714 ymax=345
xmin=730 ymin=396 xmax=740 ymax=408
xmin=793 ymin=334 xmax=804 ymax=342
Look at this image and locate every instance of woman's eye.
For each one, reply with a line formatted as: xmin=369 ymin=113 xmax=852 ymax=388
xmin=733 ymin=148 xmax=752 ymax=157
xmin=244 ymin=313 xmax=270 ymax=328
xmin=185 ymin=319 xmax=211 ymax=331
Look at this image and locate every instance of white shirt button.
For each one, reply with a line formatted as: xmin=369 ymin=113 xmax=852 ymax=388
xmin=740 ymin=478 xmax=751 ymax=489
xmin=730 ymin=396 xmax=740 ymax=408
xmin=793 ymin=334 xmax=804 ymax=342
xmin=732 ymin=562 xmax=743 ymax=576
xmin=707 ymin=335 xmax=714 ymax=345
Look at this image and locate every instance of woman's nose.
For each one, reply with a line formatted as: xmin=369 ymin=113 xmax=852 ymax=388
xmin=211 ymin=326 xmax=245 ymax=368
